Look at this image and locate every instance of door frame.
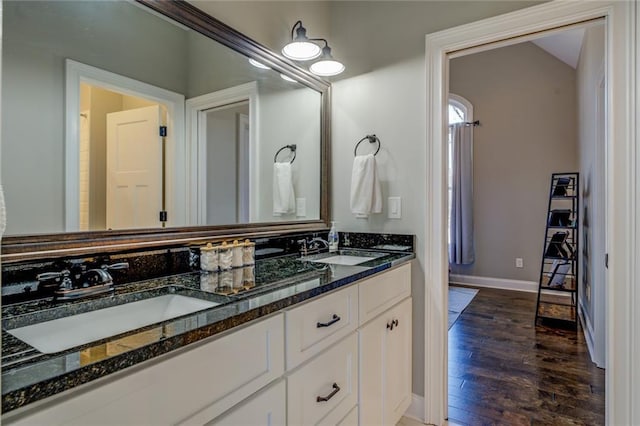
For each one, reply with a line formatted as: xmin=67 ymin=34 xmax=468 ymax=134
xmin=65 ymin=59 xmax=185 ymax=230
xmin=424 ymin=1 xmax=637 ymax=424
xmin=185 ymin=81 xmax=258 ymax=225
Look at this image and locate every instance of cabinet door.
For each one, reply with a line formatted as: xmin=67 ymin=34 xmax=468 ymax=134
xmin=359 ymin=263 xmax=411 ymax=326
xmin=207 ymin=380 xmax=285 ymax=426
xmin=5 ymin=314 xmax=284 ymax=426
xmin=359 ymin=297 xmax=412 ymax=426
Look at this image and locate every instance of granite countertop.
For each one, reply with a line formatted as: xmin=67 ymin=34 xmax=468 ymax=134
xmin=1 ymin=248 xmax=414 ymax=413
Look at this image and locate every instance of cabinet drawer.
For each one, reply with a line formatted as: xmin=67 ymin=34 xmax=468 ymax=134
xmin=286 ymin=285 xmax=358 ymax=370
xmin=359 ymin=263 xmax=411 ymax=326
xmin=288 ymin=333 xmax=358 ymax=426
xmin=207 ymin=380 xmax=285 ymax=426
xmin=5 ymin=314 xmax=284 ymax=426
xmin=335 ymin=405 xmax=358 ymax=426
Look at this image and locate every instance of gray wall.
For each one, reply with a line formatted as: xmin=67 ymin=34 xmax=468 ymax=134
xmin=577 ymin=25 xmax=605 ymax=355
xmin=256 ymin=85 xmax=321 ymax=222
xmin=206 ymin=103 xmax=248 ymax=224
xmin=449 ymin=42 xmax=578 ymax=282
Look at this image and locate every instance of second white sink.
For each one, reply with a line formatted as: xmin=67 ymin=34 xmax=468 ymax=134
xmin=7 ymin=294 xmax=219 ymax=354
xmin=305 ymin=255 xmax=376 ymax=266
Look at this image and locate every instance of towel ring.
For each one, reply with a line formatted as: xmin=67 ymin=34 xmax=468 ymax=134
xmin=354 ymin=135 xmax=381 ymax=157
xmin=274 ymin=144 xmax=297 ymax=164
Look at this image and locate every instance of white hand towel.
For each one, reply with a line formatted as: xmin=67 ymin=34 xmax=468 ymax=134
xmin=273 ymin=162 xmax=295 ymax=215
xmin=350 ymin=154 xmax=382 ymax=217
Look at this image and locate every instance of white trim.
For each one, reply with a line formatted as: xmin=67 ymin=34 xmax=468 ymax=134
xmin=579 ymin=307 xmax=603 ymax=369
xmin=425 ymin=2 xmax=637 ymax=424
xmin=404 ymin=393 xmax=425 ymax=423
xmin=64 ymin=60 xmax=185 ymax=230
xmin=185 ymin=82 xmax=258 ymax=225
xmin=449 ymin=274 xmax=537 ymax=293
xmin=449 ymin=274 xmax=570 ymax=298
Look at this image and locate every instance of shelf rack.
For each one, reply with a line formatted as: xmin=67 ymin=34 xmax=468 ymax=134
xmin=535 ymin=172 xmax=579 ymax=328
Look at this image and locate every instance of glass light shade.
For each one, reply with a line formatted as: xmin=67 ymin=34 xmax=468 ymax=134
xmin=282 ymin=41 xmax=322 ymax=61
xmin=280 ymin=73 xmax=296 ymax=82
xmin=309 ymin=59 xmax=345 ymax=77
xmin=248 ymin=58 xmax=270 ymax=69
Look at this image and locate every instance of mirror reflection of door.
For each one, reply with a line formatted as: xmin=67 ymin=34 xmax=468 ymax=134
xmin=202 ymin=101 xmax=250 ymax=225
xmin=106 ymin=105 xmax=163 ymax=230
xmin=79 ymin=83 xmax=168 ymax=230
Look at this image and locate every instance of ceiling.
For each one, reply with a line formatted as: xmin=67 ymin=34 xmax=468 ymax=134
xmin=532 ymin=28 xmax=586 ymax=69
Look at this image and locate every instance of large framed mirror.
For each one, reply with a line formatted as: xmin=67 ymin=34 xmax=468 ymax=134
xmin=1 ymin=0 xmax=330 ymax=261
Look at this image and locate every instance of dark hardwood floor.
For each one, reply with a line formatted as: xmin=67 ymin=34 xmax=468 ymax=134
xmin=448 ymin=287 xmax=605 ymax=425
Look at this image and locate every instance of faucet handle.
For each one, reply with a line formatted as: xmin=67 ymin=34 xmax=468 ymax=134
xmin=37 ymin=270 xmax=70 ymax=281
xmin=102 ymin=262 xmax=129 ymax=271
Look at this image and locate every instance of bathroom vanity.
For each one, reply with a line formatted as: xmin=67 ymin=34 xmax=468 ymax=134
xmin=1 ymin=246 xmax=413 ymax=425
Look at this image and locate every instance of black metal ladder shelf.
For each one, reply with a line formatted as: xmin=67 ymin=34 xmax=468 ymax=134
xmin=535 ymin=172 xmax=579 ymax=328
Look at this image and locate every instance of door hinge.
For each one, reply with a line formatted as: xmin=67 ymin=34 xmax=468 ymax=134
xmin=159 ymin=211 xmax=168 ymax=222
xmin=605 ymin=253 xmax=609 ymax=269
xmin=159 ymin=126 xmax=167 ymax=137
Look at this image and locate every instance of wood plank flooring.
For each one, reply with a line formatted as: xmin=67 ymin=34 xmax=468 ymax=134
xmin=448 ymin=287 xmax=604 ymax=425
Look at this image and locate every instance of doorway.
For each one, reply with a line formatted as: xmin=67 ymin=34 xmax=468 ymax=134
xmin=65 ymin=59 xmax=186 ymax=231
xmin=423 ymin=2 xmax=637 ymax=424
xmin=79 ymin=84 xmax=168 ymax=230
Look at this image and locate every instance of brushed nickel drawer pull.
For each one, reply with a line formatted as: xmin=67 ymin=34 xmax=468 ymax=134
xmin=317 ymin=314 xmax=341 ymax=328
xmin=316 ymin=383 xmax=340 ymax=402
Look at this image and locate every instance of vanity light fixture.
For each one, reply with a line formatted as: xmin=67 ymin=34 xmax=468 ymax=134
xmin=248 ymin=58 xmax=270 ymax=69
xmin=308 ymin=40 xmax=345 ymax=77
xmin=282 ymin=20 xmax=322 ymax=61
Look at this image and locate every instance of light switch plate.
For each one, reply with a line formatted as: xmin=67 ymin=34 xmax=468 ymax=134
xmin=296 ymin=198 xmax=306 ymax=217
xmin=388 ymin=197 xmax=401 ymax=219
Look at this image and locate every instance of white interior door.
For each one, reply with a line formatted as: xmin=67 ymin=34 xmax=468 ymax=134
xmin=106 ymin=105 xmax=162 ymax=230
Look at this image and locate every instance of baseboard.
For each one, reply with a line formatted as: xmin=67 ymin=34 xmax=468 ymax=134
xmin=449 ymin=274 xmax=572 ymax=299
xmin=578 ymin=305 xmax=605 ymax=368
xmin=449 ymin=274 xmax=538 ymax=293
xmin=404 ymin=393 xmax=425 ymax=423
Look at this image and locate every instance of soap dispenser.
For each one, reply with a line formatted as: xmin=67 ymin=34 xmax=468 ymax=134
xmin=328 ymin=221 xmax=339 ymax=253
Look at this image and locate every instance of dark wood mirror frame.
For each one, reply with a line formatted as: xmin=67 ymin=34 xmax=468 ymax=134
xmin=1 ymin=0 xmax=331 ymax=263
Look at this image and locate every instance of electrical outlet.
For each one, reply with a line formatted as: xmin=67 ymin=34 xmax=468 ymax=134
xmin=515 ymin=258 xmax=524 ymax=268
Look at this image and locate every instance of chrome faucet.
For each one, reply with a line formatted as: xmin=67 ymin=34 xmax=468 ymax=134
xmin=37 ymin=262 xmax=128 ymax=300
xmin=308 ymin=237 xmax=329 ymax=252
xmin=297 ymin=239 xmax=308 ymax=257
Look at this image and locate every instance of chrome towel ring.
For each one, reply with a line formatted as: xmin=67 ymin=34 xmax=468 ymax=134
xmin=274 ymin=144 xmax=297 ymax=164
xmin=354 ymin=134 xmax=381 ymax=157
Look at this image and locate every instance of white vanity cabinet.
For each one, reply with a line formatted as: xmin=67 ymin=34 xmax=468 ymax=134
xmin=206 ymin=379 xmax=286 ymax=426
xmin=3 ymin=261 xmax=413 ymax=426
xmin=358 ymin=263 xmax=413 ymax=426
xmin=3 ymin=314 xmax=285 ymax=426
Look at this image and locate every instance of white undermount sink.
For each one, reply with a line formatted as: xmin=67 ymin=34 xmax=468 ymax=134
xmin=7 ymin=294 xmax=219 ymax=354
xmin=304 ymin=254 xmax=376 ymax=266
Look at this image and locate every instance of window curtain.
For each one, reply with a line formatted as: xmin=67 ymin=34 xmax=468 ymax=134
xmin=449 ymin=123 xmax=475 ymax=265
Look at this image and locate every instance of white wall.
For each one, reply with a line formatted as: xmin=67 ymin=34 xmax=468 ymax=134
xmin=256 ymin=85 xmax=321 ymax=221
xmin=1 ymin=1 xmax=188 ymax=235
xmin=576 ymin=24 xmax=606 ymax=366
xmin=449 ymin=42 xmax=578 ymax=283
